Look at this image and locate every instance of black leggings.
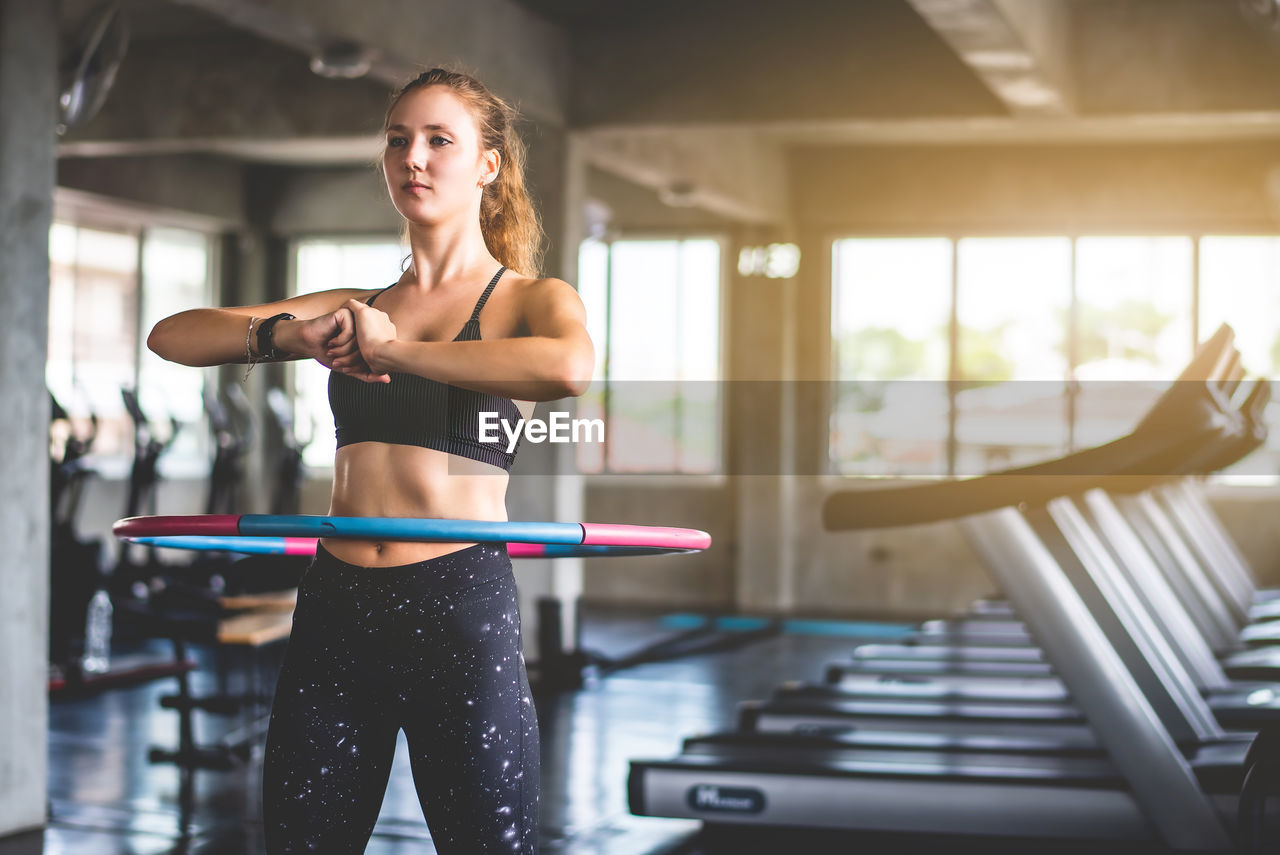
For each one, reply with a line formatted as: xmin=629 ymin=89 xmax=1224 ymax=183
xmin=262 ymin=544 xmax=539 ymax=853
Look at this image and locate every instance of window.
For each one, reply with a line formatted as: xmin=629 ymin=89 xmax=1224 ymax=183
xmin=1073 ymin=237 xmax=1193 ymax=449
xmin=830 ymin=234 xmax=1276 ymax=480
xmin=1199 ymin=236 xmax=1280 ymax=480
xmin=48 ymin=222 xmax=212 ymax=477
xmin=291 ymin=238 xmax=407 ymax=468
xmin=577 ymin=237 xmax=722 ymax=473
xmin=830 ymin=238 xmax=951 ymax=476
xmin=954 ymin=237 xmax=1073 ymax=473
xmin=139 ymin=228 xmax=215 ymax=470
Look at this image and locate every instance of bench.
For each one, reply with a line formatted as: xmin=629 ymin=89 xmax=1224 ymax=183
xmin=151 ymin=592 xmax=298 ymax=771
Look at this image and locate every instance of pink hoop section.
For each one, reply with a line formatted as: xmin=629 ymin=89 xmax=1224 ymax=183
xmin=283 ymin=538 xmax=320 ymax=556
xmin=580 ymin=523 xmax=712 ymax=551
xmin=116 ymin=514 xmax=242 ymax=537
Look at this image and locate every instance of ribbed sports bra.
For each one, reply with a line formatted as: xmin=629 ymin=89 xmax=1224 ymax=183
xmin=328 ymin=266 xmax=523 ymax=470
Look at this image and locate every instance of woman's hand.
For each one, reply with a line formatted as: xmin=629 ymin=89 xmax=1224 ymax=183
xmin=278 ymin=309 xmax=390 ymax=383
xmin=340 ymin=299 xmax=399 ymax=378
xmin=274 ymin=310 xmax=347 ymax=365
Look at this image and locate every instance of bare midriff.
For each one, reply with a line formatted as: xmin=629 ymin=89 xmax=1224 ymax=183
xmin=322 ymin=442 xmax=511 ymax=567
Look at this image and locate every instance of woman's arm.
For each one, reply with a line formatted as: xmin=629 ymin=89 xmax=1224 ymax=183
xmin=338 ymin=278 xmax=595 ymax=402
xmin=147 ymin=288 xmax=379 ymax=371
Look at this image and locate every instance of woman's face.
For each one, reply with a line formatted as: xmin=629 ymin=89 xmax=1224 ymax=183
xmin=382 ymin=85 xmax=498 ymax=226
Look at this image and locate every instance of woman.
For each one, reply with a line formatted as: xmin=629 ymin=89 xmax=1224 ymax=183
xmin=148 ymin=68 xmax=593 ymax=853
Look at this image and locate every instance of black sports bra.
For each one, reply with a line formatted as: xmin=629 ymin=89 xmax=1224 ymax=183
xmin=327 ymin=266 xmax=522 ymax=470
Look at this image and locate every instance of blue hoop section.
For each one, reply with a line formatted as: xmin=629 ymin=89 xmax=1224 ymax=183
xmin=113 ymin=514 xmax=712 ymax=558
xmin=238 ymin=515 xmax=582 ymax=544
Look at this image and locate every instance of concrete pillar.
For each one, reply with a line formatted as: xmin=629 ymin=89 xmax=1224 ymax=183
xmin=211 ymin=229 xmax=276 ymax=514
xmin=0 ymin=0 xmax=57 ymax=837
xmin=230 ymin=229 xmax=289 ymax=514
xmin=727 ymin=227 xmax=797 ymax=613
xmin=507 ymin=124 xmax=587 ymax=669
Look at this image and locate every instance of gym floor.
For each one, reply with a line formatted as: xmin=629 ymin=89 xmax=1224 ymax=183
xmin=1 ymin=607 xmax=893 ymax=855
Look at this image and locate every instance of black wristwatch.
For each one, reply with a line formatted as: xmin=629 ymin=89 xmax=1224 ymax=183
xmin=257 ymin=313 xmax=296 ymax=360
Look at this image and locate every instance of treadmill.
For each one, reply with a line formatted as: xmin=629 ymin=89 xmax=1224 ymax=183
xmin=751 ymin=382 xmax=1280 ymax=735
xmin=630 ymin=501 xmax=1257 ymax=848
xmin=907 ymin=363 xmax=1270 ymax=650
xmin=830 ymin=379 xmax=1272 ymax=674
xmin=823 ymin=382 xmax=1278 ymax=689
xmin=808 ymin=336 xmax=1280 ymax=699
xmin=733 ymin=414 xmax=1269 ymax=741
xmin=629 ymin=332 xmax=1274 ymax=847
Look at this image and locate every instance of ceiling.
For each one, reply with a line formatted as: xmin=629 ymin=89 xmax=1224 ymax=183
xmin=53 ymin=0 xmax=1280 ymax=223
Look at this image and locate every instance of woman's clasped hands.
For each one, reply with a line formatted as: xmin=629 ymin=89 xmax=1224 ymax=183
xmin=297 ymin=301 xmax=397 ymax=384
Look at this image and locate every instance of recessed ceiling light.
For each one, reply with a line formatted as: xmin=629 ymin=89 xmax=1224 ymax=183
xmin=309 ymin=40 xmax=373 ymax=79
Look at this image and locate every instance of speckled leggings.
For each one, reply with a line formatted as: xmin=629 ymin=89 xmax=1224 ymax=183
xmin=262 ymin=543 xmax=539 ymax=853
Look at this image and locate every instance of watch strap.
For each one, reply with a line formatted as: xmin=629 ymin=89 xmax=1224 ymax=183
xmin=256 ymin=312 xmax=296 ymax=360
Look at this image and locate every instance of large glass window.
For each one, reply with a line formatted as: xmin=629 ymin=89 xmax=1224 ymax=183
xmin=291 ymin=238 xmax=407 ymax=468
xmin=1199 ymin=236 xmax=1280 ymax=479
xmin=830 ymin=238 xmax=951 ymax=476
xmin=1073 ymin=236 xmax=1193 ymax=449
xmin=954 ymin=237 xmax=1072 ymax=472
xmin=577 ymin=237 xmax=722 ymax=474
xmin=831 ymin=233 xmax=1274 ymax=480
xmin=48 ymin=223 xmax=139 ymax=465
xmin=48 ymin=222 xmax=212 ymax=476
xmin=139 ymin=227 xmax=214 ymax=470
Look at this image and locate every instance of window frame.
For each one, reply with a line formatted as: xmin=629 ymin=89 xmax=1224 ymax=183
xmin=578 ymin=229 xmax=730 ymax=480
xmin=48 ymin=214 xmax=217 ymax=480
xmin=285 ymin=233 xmax=411 ymax=472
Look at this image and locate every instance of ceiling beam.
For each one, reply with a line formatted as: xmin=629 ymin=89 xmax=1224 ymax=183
xmin=58 ymin=34 xmax=391 ymax=157
xmin=904 ymin=0 xmax=1075 ymax=117
xmin=168 ymin=0 xmax=571 ymax=125
xmin=582 ymin=129 xmax=787 ymax=224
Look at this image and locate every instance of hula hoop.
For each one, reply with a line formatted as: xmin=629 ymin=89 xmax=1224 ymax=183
xmin=113 ymin=514 xmax=711 ymax=558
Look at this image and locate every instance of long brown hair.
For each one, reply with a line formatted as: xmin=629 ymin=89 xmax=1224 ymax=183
xmin=384 ymin=68 xmax=544 ymax=277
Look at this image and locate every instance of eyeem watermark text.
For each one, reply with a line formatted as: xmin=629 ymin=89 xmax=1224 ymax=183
xmin=478 ymin=412 xmax=605 ymax=454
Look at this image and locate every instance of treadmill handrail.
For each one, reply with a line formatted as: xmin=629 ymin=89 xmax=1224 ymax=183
xmin=825 ymin=324 xmax=1240 ymax=531
xmin=824 ymin=387 xmax=1234 ymax=530
xmin=1187 ymin=378 xmax=1270 ymax=475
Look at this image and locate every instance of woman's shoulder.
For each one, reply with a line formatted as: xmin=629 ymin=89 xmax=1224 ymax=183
xmin=505 ymin=273 xmax=579 ymax=303
xmin=504 ymin=274 xmax=587 ymax=333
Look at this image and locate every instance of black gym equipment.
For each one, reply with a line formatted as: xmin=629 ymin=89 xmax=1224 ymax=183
xmin=112 ymin=386 xmax=183 ymax=599
xmin=48 ymin=389 xmax=105 ymax=672
xmin=47 ymin=387 xmax=198 ymax=701
xmin=203 ymin=382 xmax=253 ymax=517
xmin=104 ymin=384 xmax=301 ymax=777
xmin=264 ymin=386 xmax=310 ymax=517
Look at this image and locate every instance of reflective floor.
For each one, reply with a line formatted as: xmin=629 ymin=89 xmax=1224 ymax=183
xmin=4 ymin=607 xmax=901 ymax=854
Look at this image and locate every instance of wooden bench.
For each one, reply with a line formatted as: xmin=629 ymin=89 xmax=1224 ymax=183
xmin=216 ymin=587 xmax=297 ymax=647
xmin=219 ymin=588 xmax=297 ymax=613
xmin=217 ymin=608 xmax=294 ymax=646
xmin=152 ymin=592 xmax=299 ymax=771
